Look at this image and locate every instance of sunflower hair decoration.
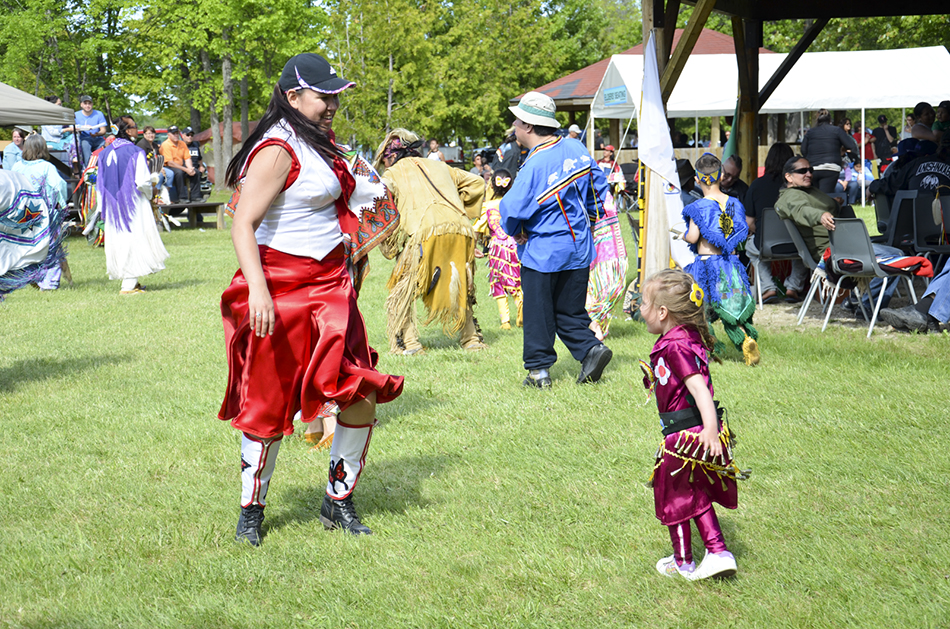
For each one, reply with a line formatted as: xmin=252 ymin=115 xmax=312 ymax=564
xmin=689 ymin=282 xmax=704 ymax=307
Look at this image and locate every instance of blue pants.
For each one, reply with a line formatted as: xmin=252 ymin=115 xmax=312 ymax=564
xmin=520 ymin=266 xmax=599 ymax=370
xmin=80 ymin=135 xmax=104 ymax=168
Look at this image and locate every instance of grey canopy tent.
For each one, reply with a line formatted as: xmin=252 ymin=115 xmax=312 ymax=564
xmin=0 ymin=81 xmax=74 ymax=126
xmin=1 ymin=81 xmax=77 ymax=178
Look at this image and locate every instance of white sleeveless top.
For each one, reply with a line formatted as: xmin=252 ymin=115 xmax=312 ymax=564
xmin=247 ymin=121 xmax=342 ymax=261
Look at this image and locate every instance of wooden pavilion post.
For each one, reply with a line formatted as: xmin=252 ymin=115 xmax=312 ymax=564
xmin=733 ymin=16 xmax=761 ymax=184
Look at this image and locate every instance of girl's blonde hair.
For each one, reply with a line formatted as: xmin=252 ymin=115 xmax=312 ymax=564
xmin=643 ymin=268 xmax=718 ymax=356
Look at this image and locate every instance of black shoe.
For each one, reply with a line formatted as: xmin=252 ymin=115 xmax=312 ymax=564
xmin=577 ymin=344 xmax=612 ymax=383
xmin=523 ymin=370 xmax=552 ymax=389
xmin=235 ymin=504 xmax=264 ymax=546
xmin=840 ymin=297 xmax=856 ymax=313
xmin=320 ymin=495 xmax=372 ymax=535
xmin=877 ymin=306 xmax=936 ymax=333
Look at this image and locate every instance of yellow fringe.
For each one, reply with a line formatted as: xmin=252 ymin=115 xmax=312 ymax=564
xmin=385 ymin=223 xmax=476 ymax=342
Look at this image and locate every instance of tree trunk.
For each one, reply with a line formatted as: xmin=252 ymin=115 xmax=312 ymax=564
xmin=202 ymin=49 xmax=222 ymax=192
xmin=221 ymin=43 xmax=234 ymax=182
xmin=240 ymin=68 xmax=249 ymax=146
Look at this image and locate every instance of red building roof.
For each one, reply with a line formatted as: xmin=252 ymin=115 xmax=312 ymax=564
xmin=528 ymin=28 xmax=774 ymax=108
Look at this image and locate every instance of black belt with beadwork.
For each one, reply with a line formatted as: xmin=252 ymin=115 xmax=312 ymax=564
xmin=659 ymin=402 xmax=723 ymax=436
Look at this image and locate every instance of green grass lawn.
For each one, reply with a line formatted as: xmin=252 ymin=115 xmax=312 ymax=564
xmin=1 ymin=220 xmax=948 ymax=628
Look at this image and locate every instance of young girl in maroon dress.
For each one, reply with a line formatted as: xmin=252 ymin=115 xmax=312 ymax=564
xmin=639 ymin=269 xmax=750 ymax=580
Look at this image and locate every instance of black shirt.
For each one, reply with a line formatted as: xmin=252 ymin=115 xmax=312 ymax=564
xmin=872 ymin=126 xmax=897 ymax=161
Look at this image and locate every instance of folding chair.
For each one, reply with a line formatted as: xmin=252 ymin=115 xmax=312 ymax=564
xmin=753 ymin=208 xmax=799 ymax=308
xmin=873 ymin=194 xmax=891 ymax=236
xmin=782 ymin=219 xmax=826 ymax=324
xmin=886 ymin=190 xmax=918 ymax=252
xmin=824 ymin=218 xmax=918 ymax=338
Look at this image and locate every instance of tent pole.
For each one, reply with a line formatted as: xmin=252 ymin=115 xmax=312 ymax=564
xmin=618 ymin=116 xmax=635 ymax=162
xmin=861 ymin=106 xmax=866 ymax=205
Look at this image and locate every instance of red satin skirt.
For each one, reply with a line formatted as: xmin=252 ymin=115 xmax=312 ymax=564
xmin=219 ymin=245 xmax=404 ymax=438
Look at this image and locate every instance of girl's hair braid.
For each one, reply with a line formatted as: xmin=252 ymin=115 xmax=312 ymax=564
xmin=643 ymin=268 xmax=719 ymax=358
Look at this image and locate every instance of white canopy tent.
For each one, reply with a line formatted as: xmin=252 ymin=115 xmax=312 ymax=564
xmin=0 ymin=81 xmax=74 ymax=127
xmin=591 ymin=46 xmax=950 ymax=120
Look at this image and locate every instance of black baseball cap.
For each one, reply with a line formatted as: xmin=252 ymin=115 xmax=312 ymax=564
xmin=79 ymin=95 xmax=92 ymax=103
xmin=877 ymin=114 xmax=887 ymax=124
xmin=278 ymin=53 xmax=354 ymax=94
xmin=168 ymin=125 xmax=180 ymax=134
xmin=182 ymin=126 xmax=194 ymax=135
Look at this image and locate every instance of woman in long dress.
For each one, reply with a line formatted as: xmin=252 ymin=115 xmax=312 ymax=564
xmin=95 ymin=118 xmax=168 ymax=293
xmin=12 ymin=135 xmax=70 ymax=289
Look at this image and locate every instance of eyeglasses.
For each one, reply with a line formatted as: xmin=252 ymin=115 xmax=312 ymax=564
xmin=791 ymin=167 xmax=814 ymax=174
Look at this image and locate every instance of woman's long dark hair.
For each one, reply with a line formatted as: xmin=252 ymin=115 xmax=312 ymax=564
xmin=225 ymin=85 xmax=340 ymax=187
xmin=763 ymin=142 xmax=794 ymax=177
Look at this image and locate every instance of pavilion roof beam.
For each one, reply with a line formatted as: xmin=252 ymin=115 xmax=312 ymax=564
xmin=681 ymin=0 xmax=945 ymax=20
xmin=758 ymin=18 xmax=829 ymax=107
xmin=660 ymin=0 xmax=717 ymax=103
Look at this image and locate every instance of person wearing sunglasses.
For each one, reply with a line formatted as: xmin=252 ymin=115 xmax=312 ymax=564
xmin=776 ymin=156 xmax=899 ymax=311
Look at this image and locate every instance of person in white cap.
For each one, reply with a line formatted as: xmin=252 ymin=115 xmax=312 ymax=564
xmin=499 ymin=91 xmax=613 ymax=388
xmin=568 ymin=124 xmax=582 ymax=140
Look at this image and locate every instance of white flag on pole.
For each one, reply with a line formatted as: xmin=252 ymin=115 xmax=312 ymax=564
xmin=638 ymin=31 xmax=693 ymax=272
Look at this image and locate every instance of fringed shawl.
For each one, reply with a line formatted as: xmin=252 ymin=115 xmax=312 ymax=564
xmin=98 ymin=139 xmax=142 ymax=233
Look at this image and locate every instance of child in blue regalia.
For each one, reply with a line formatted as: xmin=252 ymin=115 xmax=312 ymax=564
xmin=683 ymin=153 xmax=759 ymax=366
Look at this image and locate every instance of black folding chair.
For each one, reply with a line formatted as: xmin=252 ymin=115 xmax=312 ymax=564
xmin=753 ymin=208 xmax=799 ymax=308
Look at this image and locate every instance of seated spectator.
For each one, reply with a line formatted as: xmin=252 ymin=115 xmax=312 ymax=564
xmin=870 ymin=140 xmax=948 ymax=199
xmin=180 ymin=126 xmax=206 ymax=198
xmin=744 ymin=142 xmax=796 ymax=303
xmin=836 ymin=159 xmax=874 ymax=206
xmin=911 ymin=102 xmax=938 ymax=143
xmin=851 ymin=121 xmax=876 ymax=164
xmin=73 ymin=95 xmax=107 ymax=168
xmin=776 ymin=156 xmax=900 ymax=314
xmin=720 ymin=154 xmax=749 ymax=200
xmin=933 ymin=100 xmax=950 ymax=148
xmin=159 ymin=126 xmax=200 ymax=203
xmin=878 ymin=263 xmax=949 ymax=333
xmin=901 ymin=113 xmax=915 ymax=140
xmin=41 ymin=96 xmax=71 ymax=164
xmin=137 ymin=125 xmax=173 ymax=194
xmin=2 ymin=127 xmax=27 ymax=170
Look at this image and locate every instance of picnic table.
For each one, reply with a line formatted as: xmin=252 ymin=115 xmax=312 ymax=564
xmin=162 ymin=201 xmax=226 ymax=229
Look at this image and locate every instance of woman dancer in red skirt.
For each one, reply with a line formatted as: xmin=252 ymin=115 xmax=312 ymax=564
xmin=220 ymin=53 xmax=403 ymax=545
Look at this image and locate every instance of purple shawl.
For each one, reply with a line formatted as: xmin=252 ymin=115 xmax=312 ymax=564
xmin=98 ymin=139 xmax=144 ymax=233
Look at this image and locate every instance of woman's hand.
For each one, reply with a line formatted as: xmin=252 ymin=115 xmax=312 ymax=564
xmin=698 ymin=425 xmax=723 ymax=458
xmin=820 ymin=211 xmax=836 ymax=231
xmin=248 ymin=285 xmax=275 ymax=337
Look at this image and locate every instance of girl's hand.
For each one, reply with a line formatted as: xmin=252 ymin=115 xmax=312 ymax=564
xmin=698 ymin=425 xmax=723 ymax=458
xmin=248 ymin=286 xmax=275 ymax=337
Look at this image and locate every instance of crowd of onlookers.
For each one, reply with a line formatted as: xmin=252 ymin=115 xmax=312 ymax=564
xmin=3 ymin=95 xmax=207 ymax=204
